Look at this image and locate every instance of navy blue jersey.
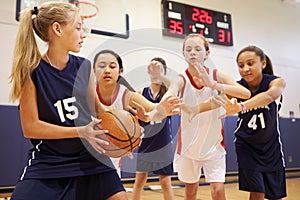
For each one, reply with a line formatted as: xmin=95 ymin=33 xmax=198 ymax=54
xmin=137 ymin=87 xmax=174 ymax=163
xmin=235 ymin=74 xmax=285 ymax=171
xmin=21 ymin=54 xmax=112 ymax=180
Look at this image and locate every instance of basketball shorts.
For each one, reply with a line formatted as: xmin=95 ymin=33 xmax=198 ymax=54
xmin=136 ymin=158 xmax=174 ymax=175
xmin=11 ymin=170 xmax=125 ymax=200
xmin=238 ymin=167 xmax=287 ymax=199
xmin=175 ymin=148 xmax=226 ymax=183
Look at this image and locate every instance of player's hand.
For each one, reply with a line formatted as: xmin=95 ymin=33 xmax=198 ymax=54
xmin=192 ymin=76 xmax=205 ymax=88
xmin=78 ymin=118 xmax=109 ymax=154
xmin=157 ymin=96 xmax=181 ymax=116
xmin=192 ymin=62 xmax=215 ymax=88
xmin=211 ymin=93 xmax=230 ymax=107
xmin=148 ymin=60 xmax=162 ymax=79
xmin=128 ymin=101 xmax=151 ymax=122
xmin=219 ymin=98 xmax=241 ymax=118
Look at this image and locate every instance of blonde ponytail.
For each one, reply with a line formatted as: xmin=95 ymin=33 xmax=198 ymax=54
xmin=9 ymin=2 xmax=79 ymax=102
xmin=9 ymin=7 xmax=41 ymax=102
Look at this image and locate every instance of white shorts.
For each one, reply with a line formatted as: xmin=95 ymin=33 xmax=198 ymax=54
xmin=174 ymin=147 xmax=226 ymax=183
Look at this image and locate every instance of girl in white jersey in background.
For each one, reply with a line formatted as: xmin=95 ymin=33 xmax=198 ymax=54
xmin=161 ymin=33 xmax=250 ymax=200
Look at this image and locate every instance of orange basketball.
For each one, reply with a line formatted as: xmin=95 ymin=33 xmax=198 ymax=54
xmin=95 ymin=110 xmax=142 ymax=158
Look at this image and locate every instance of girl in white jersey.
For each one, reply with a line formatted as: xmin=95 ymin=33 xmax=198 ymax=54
xmin=161 ymin=33 xmax=250 ymax=200
xmin=93 ymin=50 xmax=181 ymax=174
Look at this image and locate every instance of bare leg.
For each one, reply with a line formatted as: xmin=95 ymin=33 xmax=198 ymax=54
xmin=249 ymin=192 xmax=264 ymax=200
xmin=184 ymin=182 xmax=199 ymax=200
xmin=159 ymin=175 xmax=174 ymax=200
xmin=210 ymin=182 xmax=226 ymax=200
xmin=132 ymin=172 xmax=148 ymax=200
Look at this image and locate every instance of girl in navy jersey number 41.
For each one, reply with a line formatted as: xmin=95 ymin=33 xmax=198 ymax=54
xmin=224 ymin=45 xmax=287 ymax=200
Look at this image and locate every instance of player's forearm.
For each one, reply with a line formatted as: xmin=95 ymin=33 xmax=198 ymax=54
xmin=159 ymin=75 xmax=171 ymax=88
xmin=129 ymin=92 xmax=155 ymax=112
xmin=214 ymin=83 xmax=251 ymax=99
xmin=147 ymin=106 xmax=166 ymax=122
xmin=196 ymin=98 xmax=219 ymax=113
xmin=21 ymin=119 xmax=81 ymax=139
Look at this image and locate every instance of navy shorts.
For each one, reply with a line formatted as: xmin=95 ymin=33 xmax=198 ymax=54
xmin=11 ymin=170 xmax=125 ymax=200
xmin=136 ymin=159 xmax=174 ymax=175
xmin=238 ymin=167 xmax=287 ymax=199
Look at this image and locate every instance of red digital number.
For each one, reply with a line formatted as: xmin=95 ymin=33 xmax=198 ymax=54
xmin=191 ymin=8 xmax=212 ymax=24
xmin=169 ymin=19 xmax=183 ymax=34
xmin=199 ymin=29 xmax=204 ymax=35
xmin=191 ymin=8 xmax=199 ymax=21
xmin=218 ymin=29 xmax=225 ymax=42
xmin=218 ymin=29 xmax=231 ymax=43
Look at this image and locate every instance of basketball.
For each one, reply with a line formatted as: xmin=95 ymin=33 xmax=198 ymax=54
xmin=95 ymin=109 xmax=142 ymax=158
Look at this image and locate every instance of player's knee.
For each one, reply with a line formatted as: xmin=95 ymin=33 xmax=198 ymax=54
xmin=210 ymin=182 xmax=225 ymax=198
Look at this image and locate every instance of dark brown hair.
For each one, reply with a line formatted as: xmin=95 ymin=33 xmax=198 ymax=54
xmin=236 ymin=45 xmax=274 ymax=75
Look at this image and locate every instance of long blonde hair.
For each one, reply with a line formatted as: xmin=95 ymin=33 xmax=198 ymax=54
xmin=9 ymin=2 xmax=79 ymax=102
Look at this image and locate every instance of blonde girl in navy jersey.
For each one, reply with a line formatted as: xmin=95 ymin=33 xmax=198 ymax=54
xmin=223 ymin=45 xmax=287 ymax=200
xmin=9 ymin=2 xmax=180 ymax=199
xmin=9 ymin=2 xmax=131 ymax=199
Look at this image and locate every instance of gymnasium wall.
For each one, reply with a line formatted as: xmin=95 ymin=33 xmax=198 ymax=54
xmin=1 ymin=0 xmax=300 ymax=117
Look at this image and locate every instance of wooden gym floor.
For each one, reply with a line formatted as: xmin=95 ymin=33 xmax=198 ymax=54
xmin=1 ymin=171 xmax=299 ymax=199
xmin=124 ymin=171 xmax=300 ymax=200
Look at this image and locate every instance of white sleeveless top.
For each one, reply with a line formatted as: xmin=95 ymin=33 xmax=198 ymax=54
xmin=176 ymin=69 xmax=225 ymax=160
xmin=97 ymin=84 xmax=128 ymax=110
xmin=96 ymin=83 xmax=129 ymax=176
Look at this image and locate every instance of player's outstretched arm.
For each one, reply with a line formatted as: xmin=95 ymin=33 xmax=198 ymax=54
xmin=222 ymin=77 xmax=286 ymax=117
xmin=128 ymin=92 xmax=180 ymax=122
xmin=181 ymin=93 xmax=231 ymax=121
xmin=213 ymin=70 xmax=251 ymax=99
xmin=190 ymin=63 xmax=251 ymax=99
xmin=128 ymin=76 xmax=183 ymax=122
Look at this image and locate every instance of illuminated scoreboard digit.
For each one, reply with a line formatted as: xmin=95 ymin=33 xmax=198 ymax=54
xmin=162 ymin=0 xmax=233 ymax=46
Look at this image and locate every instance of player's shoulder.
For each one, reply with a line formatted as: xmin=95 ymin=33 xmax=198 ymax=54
xmin=263 ymin=73 xmax=282 ymax=85
xmin=70 ymin=54 xmax=91 ymax=66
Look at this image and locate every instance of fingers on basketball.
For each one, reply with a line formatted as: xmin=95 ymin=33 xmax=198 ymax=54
xmin=97 ymin=110 xmax=142 ymax=158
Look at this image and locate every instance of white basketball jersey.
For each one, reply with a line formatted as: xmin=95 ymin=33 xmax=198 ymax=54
xmin=97 ymin=83 xmax=129 ymax=177
xmin=177 ymin=70 xmax=225 ymax=160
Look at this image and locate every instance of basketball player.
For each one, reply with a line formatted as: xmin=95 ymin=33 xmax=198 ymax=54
xmin=132 ymin=57 xmax=175 ymax=200
xmin=93 ymin=49 xmax=180 ymax=124
xmin=160 ymin=34 xmax=251 ymax=200
xmin=222 ymin=45 xmax=287 ymax=200
xmin=8 ymin=2 xmax=134 ymax=199
xmin=93 ymin=50 xmax=181 ymax=173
